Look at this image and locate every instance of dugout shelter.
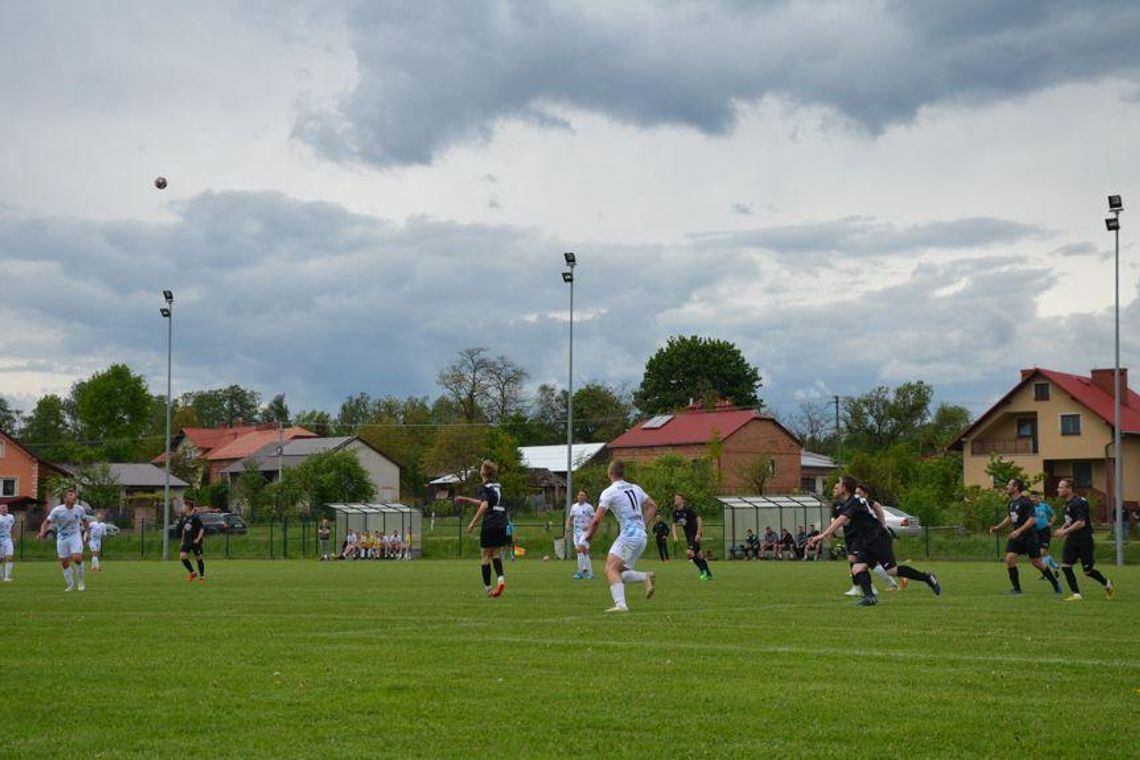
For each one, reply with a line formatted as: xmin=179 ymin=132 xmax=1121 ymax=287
xmin=719 ymin=494 xmax=832 ymax=559
xmin=326 ymin=502 xmax=423 ymax=557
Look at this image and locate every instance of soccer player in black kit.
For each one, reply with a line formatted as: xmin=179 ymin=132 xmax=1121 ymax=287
xmin=457 ymin=459 xmax=508 ymax=597
xmin=1053 ymin=478 xmax=1116 ymax=601
xmin=671 ymin=493 xmax=712 ymax=580
xmin=989 ymin=478 xmax=1061 ymax=594
xmin=809 ymin=475 xmax=941 ymax=606
xmin=177 ymin=502 xmax=206 ymax=582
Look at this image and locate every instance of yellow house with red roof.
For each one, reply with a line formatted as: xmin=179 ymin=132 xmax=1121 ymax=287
xmin=949 ymin=367 xmax=1140 ymax=520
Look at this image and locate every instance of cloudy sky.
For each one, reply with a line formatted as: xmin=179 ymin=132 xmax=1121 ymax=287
xmin=3 ymin=0 xmax=1139 ymax=424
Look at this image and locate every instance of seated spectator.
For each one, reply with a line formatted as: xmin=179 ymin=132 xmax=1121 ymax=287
xmin=743 ymin=529 xmax=761 ymax=560
xmin=794 ymin=525 xmax=808 ymax=559
xmin=343 ymin=530 xmax=358 ymax=560
xmin=761 ymin=527 xmax=779 ymax=559
xmin=778 ymin=529 xmax=795 ymax=559
xmin=805 ymin=524 xmax=822 ymax=560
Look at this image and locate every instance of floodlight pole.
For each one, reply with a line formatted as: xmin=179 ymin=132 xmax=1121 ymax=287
xmin=1110 ymin=200 xmax=1124 ymax=566
xmin=563 ymin=253 xmax=577 ymax=554
xmin=161 ymin=290 xmax=174 ymax=561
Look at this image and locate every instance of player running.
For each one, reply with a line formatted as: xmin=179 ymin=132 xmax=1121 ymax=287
xmin=177 ymin=503 xmax=206 ymax=582
xmin=1031 ymin=491 xmax=1060 ymax=575
xmin=1054 ymin=478 xmax=1116 ymax=601
xmin=457 ymin=459 xmax=508 ymax=597
xmin=0 ymin=503 xmax=15 ymax=582
xmin=37 ymin=490 xmax=89 ymax=591
xmin=809 ymin=476 xmax=941 ymax=606
xmin=85 ymin=510 xmax=106 ymax=571
xmin=565 ymin=490 xmax=596 ymax=580
xmin=671 ymin=493 xmax=712 ymax=581
xmin=989 ymin=478 xmax=1061 ymax=595
xmin=583 ymin=460 xmax=658 ymax=613
xmin=854 ymin=485 xmax=900 ymax=592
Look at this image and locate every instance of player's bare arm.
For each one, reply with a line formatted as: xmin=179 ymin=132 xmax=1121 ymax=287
xmin=465 ymin=500 xmax=488 ymax=534
xmin=808 ymin=515 xmax=848 ymax=547
xmin=584 ymin=505 xmax=606 ymax=542
xmin=643 ymin=497 xmax=657 ymax=530
xmin=989 ymin=516 xmax=1011 ymax=534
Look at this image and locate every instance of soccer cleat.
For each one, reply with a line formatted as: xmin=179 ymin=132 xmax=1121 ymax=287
xmin=187 ymin=572 xmax=197 ymax=582
xmin=583 ymin=573 xmax=594 ymax=580
xmin=197 ymin=577 xmax=206 ymax=583
xmin=929 ymin=575 xmax=942 ymax=596
xmin=571 ymin=571 xmax=583 ymax=580
xmin=899 ymin=577 xmax=909 ymax=589
xmin=2 ymin=577 xmax=11 ymax=583
xmin=490 ymin=580 xmax=505 ymax=597
xmin=1105 ymin=580 xmax=1115 ymax=599
xmin=64 ymin=585 xmax=74 ymax=592
xmin=77 ymin=582 xmax=85 ymax=591
xmin=844 ymin=586 xmax=860 ymax=597
xmin=1007 ymin=589 xmax=1023 ymax=595
xmin=1062 ymin=593 xmax=1083 ymax=602
xmin=645 ymin=572 xmax=656 ymax=599
xmin=886 ymin=584 xmax=899 ymax=592
xmin=604 ymin=605 xmax=629 ymax=613
xmin=856 ymin=596 xmax=878 ymax=607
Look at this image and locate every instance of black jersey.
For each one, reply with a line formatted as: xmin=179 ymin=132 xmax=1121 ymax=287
xmin=479 ymin=481 xmax=507 ymax=526
xmin=179 ymin=514 xmax=203 ymax=544
xmin=837 ymin=495 xmax=884 ymax=544
xmin=652 ymin=521 xmax=669 ymax=540
xmin=1007 ymin=496 xmax=1035 ymax=531
xmin=672 ymin=507 xmax=699 ymax=540
xmin=1062 ymin=496 xmax=1093 ymax=536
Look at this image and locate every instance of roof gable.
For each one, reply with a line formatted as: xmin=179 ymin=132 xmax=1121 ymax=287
xmin=206 ymin=427 xmax=316 ymax=461
xmin=609 ymin=408 xmax=800 ymax=448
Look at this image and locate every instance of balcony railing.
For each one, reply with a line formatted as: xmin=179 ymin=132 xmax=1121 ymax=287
xmin=971 ymin=437 xmax=1037 ymax=456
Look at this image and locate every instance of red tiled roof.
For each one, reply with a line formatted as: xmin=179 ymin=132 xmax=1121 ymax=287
xmin=152 ymin=425 xmax=263 ymax=464
xmin=950 ymin=367 xmax=1140 ymax=448
xmin=205 ymin=427 xmax=317 ymax=461
xmin=609 ymin=408 xmax=799 ymax=448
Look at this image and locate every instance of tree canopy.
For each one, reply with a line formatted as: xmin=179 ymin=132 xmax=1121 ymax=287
xmin=634 ymin=335 xmax=762 ymax=414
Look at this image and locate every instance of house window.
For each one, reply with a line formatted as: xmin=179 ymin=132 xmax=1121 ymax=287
xmin=1033 ymin=382 xmax=1050 ymax=401
xmin=800 ymin=477 xmax=818 ymax=494
xmin=1060 ymin=414 xmax=1082 ymax=436
xmin=1016 ymin=418 xmax=1036 ymax=438
xmin=0 ymin=478 xmax=15 ymax=497
xmin=0 ymin=440 xmax=6 ymax=457
xmin=1072 ymin=462 xmax=1093 ymax=489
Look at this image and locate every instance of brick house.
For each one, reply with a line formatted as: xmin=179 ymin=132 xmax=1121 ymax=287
xmin=0 ymin=428 xmax=69 ymax=529
xmin=607 ymin=403 xmax=802 ymax=494
xmin=203 ymin=427 xmax=317 ymax=484
xmin=949 ymin=366 xmax=1140 ymax=521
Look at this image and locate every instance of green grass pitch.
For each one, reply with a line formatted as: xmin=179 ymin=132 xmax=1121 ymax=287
xmin=3 ymin=558 xmax=1137 ymax=759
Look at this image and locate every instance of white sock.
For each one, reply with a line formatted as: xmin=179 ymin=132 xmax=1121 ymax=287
xmin=76 ymin=563 xmax=85 ymax=582
xmin=63 ymin=566 xmax=73 ymax=586
xmin=4 ymin=561 xmax=11 ymax=579
xmin=92 ymin=557 xmax=100 ymax=569
xmin=621 ymin=570 xmax=647 ymax=583
xmin=609 ymin=582 xmax=627 ymax=608
xmin=580 ymin=554 xmax=590 ymax=573
xmin=873 ymin=565 xmax=897 ymax=588
xmin=497 ymin=575 xmax=505 ymax=584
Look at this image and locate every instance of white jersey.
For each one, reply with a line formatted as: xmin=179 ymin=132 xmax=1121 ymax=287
xmin=87 ymin=520 xmax=106 ymax=542
xmin=598 ymin=480 xmax=650 ymax=536
xmin=568 ymin=502 xmax=596 ymax=532
xmin=47 ymin=504 xmax=86 ymax=539
xmin=0 ymin=513 xmax=14 ymax=540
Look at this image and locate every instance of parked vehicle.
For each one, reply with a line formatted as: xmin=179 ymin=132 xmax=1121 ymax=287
xmin=881 ymin=506 xmax=921 ymax=538
xmin=167 ymin=510 xmax=247 ymax=537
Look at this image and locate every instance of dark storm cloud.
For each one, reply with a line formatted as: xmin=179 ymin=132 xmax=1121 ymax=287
xmin=295 ymin=0 xmax=1140 ymax=167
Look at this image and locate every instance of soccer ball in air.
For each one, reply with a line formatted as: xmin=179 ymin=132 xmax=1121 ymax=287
xmin=154 ymin=176 xmax=168 ymax=190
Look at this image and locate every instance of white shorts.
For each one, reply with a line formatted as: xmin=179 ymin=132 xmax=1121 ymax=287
xmin=57 ymin=534 xmax=83 ymax=558
xmin=608 ymin=531 xmax=647 ymax=570
xmin=88 ymin=540 xmax=102 ymax=553
xmin=0 ymin=537 xmax=13 ymax=557
xmin=573 ymin=529 xmax=590 ymax=549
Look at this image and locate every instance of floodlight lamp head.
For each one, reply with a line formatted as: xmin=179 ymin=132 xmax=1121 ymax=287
xmin=160 ymin=307 xmax=171 ymax=318
xmin=1106 ymin=217 xmax=1120 ymax=232
xmin=562 ymin=271 xmax=574 ymax=283
xmin=163 ymin=289 xmax=174 ymax=303
xmin=1108 ymin=195 xmax=1123 ymax=212
xmin=563 ymin=251 xmax=576 ymax=266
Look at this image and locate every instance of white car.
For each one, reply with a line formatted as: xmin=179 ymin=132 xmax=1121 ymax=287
xmin=881 ymin=506 xmax=921 ymax=538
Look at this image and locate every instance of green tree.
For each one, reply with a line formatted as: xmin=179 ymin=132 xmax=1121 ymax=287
xmin=436 ymin=347 xmax=493 ymax=423
xmin=984 ymin=454 xmax=1041 ymax=490
xmin=634 ymin=335 xmax=762 ymax=414
xmin=47 ymin=463 xmax=121 ymax=510
xmin=276 ymin=449 xmax=375 ymax=516
xmin=262 ymin=394 xmax=290 ymax=426
xmin=572 ymin=382 xmax=633 ymax=442
xmin=70 ymin=364 xmax=152 ymax=461
xmin=484 ymin=354 xmax=529 ymax=422
xmin=19 ymin=394 xmax=82 ymax=462
xmin=355 ymin=396 xmax=436 ymax=500
xmin=336 ymin=392 xmax=380 ymax=434
xmin=232 ymin=459 xmax=272 ymax=519
xmin=843 ymin=381 xmax=934 ymax=452
xmin=0 ymin=396 xmax=20 ymax=433
xmin=294 ymin=409 xmax=334 ymax=436
xmin=918 ymin=403 xmax=972 ymax=455
xmin=186 ymin=385 xmax=262 ymax=428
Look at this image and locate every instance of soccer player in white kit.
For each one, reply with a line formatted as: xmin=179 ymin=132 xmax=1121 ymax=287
xmin=565 ymin=490 xmax=596 ymax=580
xmin=86 ymin=510 xmax=107 ymax=571
xmin=37 ymin=490 xmax=89 ymax=591
xmin=0 ymin=503 xmax=15 ymax=582
xmin=584 ymin=460 xmax=658 ymax=613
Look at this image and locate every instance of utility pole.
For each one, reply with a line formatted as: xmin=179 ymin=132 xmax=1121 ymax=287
xmin=833 ymin=395 xmax=841 ymax=459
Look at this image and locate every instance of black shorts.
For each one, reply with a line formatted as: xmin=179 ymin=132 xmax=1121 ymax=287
xmin=852 ymin=536 xmax=896 ymax=571
xmin=1006 ymin=534 xmax=1040 ymax=557
xmin=1061 ymin=534 xmax=1095 ymax=568
xmin=1036 ymin=528 xmax=1052 ymax=549
xmin=686 ymin=537 xmax=702 ymax=554
xmin=180 ymin=541 xmax=203 ymax=557
xmin=480 ymin=518 xmax=508 ymax=549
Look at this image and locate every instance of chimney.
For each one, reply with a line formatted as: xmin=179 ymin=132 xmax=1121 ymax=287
xmin=1091 ymin=368 xmax=1129 ymax=407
